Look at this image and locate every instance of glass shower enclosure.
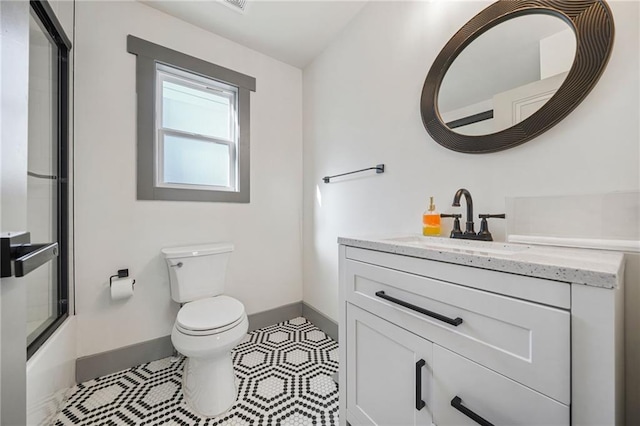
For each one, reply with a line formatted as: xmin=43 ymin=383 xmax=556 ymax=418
xmin=26 ymin=1 xmax=70 ymax=358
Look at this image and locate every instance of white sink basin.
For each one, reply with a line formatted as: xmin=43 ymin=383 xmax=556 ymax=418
xmin=383 ymin=236 xmax=529 ymax=256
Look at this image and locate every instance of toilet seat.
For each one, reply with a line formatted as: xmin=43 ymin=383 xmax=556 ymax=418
xmin=176 ymin=295 xmax=245 ymax=336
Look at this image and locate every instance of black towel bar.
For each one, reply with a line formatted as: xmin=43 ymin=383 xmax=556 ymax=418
xmin=322 ymin=164 xmax=384 ymax=183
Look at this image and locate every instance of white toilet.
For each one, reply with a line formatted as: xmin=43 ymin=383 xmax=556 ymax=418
xmin=161 ymin=242 xmax=248 ymax=417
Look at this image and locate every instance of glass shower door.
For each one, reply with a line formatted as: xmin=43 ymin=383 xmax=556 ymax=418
xmin=26 ymin=3 xmax=70 ymax=357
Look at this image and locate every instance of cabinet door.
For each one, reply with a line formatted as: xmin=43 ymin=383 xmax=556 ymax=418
xmin=346 ymin=304 xmax=433 ymax=426
xmin=433 ymin=345 xmax=569 ymax=426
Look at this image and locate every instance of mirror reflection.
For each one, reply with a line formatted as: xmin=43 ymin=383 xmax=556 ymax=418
xmin=438 ymin=14 xmax=576 ymax=136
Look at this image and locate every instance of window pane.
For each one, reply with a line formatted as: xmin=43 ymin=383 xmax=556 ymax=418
xmin=162 ymin=80 xmax=232 ymax=140
xmin=163 ymin=134 xmax=230 ymax=187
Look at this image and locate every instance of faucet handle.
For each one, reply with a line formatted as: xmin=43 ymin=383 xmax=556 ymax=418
xmin=477 ymin=213 xmax=506 ymax=241
xmin=478 ymin=213 xmax=506 ymax=219
xmin=440 ymin=214 xmax=463 ymax=237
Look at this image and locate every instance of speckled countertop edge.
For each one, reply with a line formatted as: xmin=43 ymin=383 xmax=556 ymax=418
xmin=338 ymin=235 xmax=624 ymax=289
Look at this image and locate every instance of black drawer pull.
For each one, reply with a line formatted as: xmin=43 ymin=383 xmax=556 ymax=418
xmin=415 ymin=359 xmax=426 ymax=411
xmin=375 ymin=291 xmax=463 ymax=326
xmin=451 ymin=396 xmax=494 ymax=426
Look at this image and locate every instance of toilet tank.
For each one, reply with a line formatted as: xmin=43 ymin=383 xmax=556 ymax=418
xmin=161 ymin=243 xmax=234 ymax=303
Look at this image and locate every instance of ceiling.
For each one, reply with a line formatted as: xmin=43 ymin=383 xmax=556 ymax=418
xmin=141 ymin=0 xmax=368 ymax=69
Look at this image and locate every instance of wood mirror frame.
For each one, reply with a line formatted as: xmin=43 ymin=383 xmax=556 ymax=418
xmin=420 ymin=0 xmax=614 ymax=154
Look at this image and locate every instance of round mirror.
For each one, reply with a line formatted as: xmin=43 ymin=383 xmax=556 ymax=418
xmin=438 ymin=14 xmax=576 ymax=136
xmin=421 ymin=1 xmax=615 ymax=153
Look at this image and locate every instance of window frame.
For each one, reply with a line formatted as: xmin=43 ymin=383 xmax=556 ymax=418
xmin=127 ymin=35 xmax=256 ymax=203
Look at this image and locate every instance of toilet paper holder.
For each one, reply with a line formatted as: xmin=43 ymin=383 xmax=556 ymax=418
xmin=109 ymin=269 xmax=136 ymax=287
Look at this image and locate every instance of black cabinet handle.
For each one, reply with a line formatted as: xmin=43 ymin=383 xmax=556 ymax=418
xmin=375 ymin=291 xmax=463 ymax=326
xmin=451 ymin=396 xmax=494 ymax=426
xmin=415 ymin=359 xmax=426 ymax=410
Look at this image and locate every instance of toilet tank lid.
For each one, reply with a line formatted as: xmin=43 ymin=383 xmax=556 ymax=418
xmin=161 ymin=242 xmax=234 ymax=259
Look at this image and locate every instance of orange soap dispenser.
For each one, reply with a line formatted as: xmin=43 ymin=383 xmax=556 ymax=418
xmin=423 ymin=196 xmax=441 ymax=236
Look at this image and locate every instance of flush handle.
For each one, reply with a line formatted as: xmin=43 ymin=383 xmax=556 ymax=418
xmin=170 ymin=262 xmax=183 ymax=268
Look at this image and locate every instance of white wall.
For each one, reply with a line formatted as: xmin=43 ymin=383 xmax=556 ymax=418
xmin=302 ymin=0 xmax=639 ymax=322
xmin=74 ymin=1 xmax=303 ymax=358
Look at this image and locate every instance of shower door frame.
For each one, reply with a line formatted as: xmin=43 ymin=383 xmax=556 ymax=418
xmin=26 ymin=0 xmax=71 ymax=360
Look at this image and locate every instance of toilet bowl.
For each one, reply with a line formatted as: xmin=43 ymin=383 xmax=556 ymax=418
xmin=172 ymin=297 xmax=248 ymax=417
xmin=162 ymin=243 xmax=247 ymax=417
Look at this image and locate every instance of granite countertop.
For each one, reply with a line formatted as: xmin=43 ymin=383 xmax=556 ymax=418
xmin=338 ymin=235 xmax=625 ymax=288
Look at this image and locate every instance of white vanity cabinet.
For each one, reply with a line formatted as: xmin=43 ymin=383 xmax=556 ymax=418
xmin=338 ymin=239 xmax=624 ymax=426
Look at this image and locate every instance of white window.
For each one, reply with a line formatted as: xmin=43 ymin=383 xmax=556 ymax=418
xmin=155 ymin=64 xmax=238 ymax=192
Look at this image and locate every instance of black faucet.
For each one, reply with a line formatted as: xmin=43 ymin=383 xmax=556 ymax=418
xmin=442 ymin=188 xmax=505 ymax=242
xmin=452 ymin=188 xmax=475 ymax=235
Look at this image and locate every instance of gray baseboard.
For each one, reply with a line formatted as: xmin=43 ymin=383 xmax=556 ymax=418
xmin=302 ymin=302 xmax=338 ymax=342
xmin=76 ymin=301 xmax=339 ymax=384
xmin=77 ymin=301 xmax=303 ymax=383
xmin=247 ymin=301 xmax=302 ymax=332
xmin=76 ymin=335 xmax=174 ymax=384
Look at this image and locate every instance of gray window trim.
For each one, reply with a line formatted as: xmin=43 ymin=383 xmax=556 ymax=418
xmin=127 ymin=35 xmax=255 ymax=202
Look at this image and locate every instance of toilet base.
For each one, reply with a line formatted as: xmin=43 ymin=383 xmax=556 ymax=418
xmin=172 ymin=315 xmax=249 ymax=418
xmin=182 ymin=354 xmax=237 ymax=417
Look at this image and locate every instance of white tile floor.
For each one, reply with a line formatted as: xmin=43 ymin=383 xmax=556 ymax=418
xmin=55 ymin=317 xmax=339 ymax=425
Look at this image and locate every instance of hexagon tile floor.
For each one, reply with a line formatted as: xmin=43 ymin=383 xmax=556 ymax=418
xmin=54 ymin=317 xmax=339 ymax=425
